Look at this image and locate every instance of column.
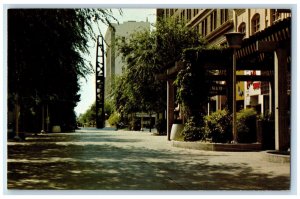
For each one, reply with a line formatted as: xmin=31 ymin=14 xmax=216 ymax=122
xmin=274 ymin=48 xmax=290 ymax=151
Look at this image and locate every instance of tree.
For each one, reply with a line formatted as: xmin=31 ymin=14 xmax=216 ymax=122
xmin=77 ymin=103 xmax=96 ymax=127
xmin=113 ymin=18 xmax=206 ymax=120
xmin=77 ymin=100 xmax=114 ymax=127
xmin=112 ymin=74 xmax=140 ymax=116
xmin=154 ymin=18 xmax=206 ymax=71
xmin=7 ymin=9 xmax=119 ymax=133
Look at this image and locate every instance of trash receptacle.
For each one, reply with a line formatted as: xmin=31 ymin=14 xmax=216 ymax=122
xmin=170 ymin=124 xmax=184 ymax=140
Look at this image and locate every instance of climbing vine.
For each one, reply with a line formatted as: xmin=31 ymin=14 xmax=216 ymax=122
xmin=173 ymin=49 xmax=210 ymax=141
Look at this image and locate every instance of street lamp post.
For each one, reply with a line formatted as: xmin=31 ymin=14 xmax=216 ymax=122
xmin=225 ymin=32 xmax=244 ymax=143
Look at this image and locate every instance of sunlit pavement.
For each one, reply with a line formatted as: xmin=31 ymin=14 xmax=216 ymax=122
xmin=6 ymin=129 xmax=290 ymax=191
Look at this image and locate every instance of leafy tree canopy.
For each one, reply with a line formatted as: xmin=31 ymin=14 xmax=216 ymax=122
xmin=7 ymin=9 xmax=119 ymax=131
xmin=113 ymin=17 xmax=206 ymax=117
xmin=77 ymin=100 xmax=114 ymax=127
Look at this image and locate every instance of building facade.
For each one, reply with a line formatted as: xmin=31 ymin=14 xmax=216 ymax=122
xmin=235 ymin=9 xmax=291 ymax=115
xmin=157 ymin=8 xmax=291 ymax=150
xmin=157 ymin=8 xmax=291 ymax=115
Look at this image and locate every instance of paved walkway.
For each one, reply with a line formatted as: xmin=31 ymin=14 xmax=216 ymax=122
xmin=6 ymin=129 xmax=290 ymax=191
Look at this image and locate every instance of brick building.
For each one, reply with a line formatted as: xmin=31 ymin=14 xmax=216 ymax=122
xmin=157 ymin=8 xmax=292 ymax=150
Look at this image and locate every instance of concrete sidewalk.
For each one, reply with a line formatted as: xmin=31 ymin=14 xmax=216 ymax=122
xmin=6 ymin=129 xmax=291 ymax=191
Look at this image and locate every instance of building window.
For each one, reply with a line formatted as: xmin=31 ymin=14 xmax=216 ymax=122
xmin=220 ymin=42 xmax=227 ymax=47
xmin=194 ymin=9 xmax=199 ymax=17
xmin=271 ymin=9 xmax=281 ymax=23
xmin=210 ymin=10 xmax=217 ymax=32
xmin=194 ymin=24 xmax=199 ymax=34
xmin=221 ymin=9 xmax=229 ymax=24
xmin=251 ymin=14 xmax=260 ymax=34
xmin=170 ymin=9 xmax=174 ymax=16
xmin=187 ymin=9 xmax=192 ymax=21
xmin=201 ymin=18 xmax=207 ymax=36
xmin=166 ymin=9 xmax=169 ymax=18
xmin=181 ymin=10 xmax=186 ymax=21
xmin=238 ymin=22 xmax=246 ymax=34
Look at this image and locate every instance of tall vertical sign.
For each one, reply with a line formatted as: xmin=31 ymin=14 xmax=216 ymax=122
xmin=95 ymin=35 xmax=105 ymax=128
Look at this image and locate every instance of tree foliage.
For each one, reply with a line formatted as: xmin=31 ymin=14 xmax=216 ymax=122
xmin=173 ymin=48 xmax=215 ymax=141
xmin=112 ymin=74 xmax=140 ymax=115
xmin=77 ymin=103 xmax=96 ymax=127
xmin=204 ymin=109 xmax=232 ymax=143
xmin=7 ymin=9 xmax=118 ymax=132
xmin=77 ymin=100 xmax=114 ymax=127
xmin=113 ymin=18 xmax=206 ymax=119
xmin=174 ymin=49 xmax=210 ymax=118
xmin=155 ymin=18 xmax=206 ymax=70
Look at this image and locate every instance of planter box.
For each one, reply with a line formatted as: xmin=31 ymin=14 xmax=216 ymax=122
xmin=172 ymin=141 xmax=262 ymax=151
xmin=256 ymin=120 xmax=275 ymax=150
xmin=264 ymin=150 xmax=290 ymax=163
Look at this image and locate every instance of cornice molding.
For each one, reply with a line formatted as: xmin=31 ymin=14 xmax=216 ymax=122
xmin=205 ymin=20 xmax=234 ymax=43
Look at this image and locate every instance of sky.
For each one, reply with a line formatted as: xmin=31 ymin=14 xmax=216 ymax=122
xmin=74 ymin=9 xmax=157 ymax=116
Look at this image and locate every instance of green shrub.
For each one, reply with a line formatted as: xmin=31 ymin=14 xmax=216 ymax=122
xmin=108 ymin=112 xmax=120 ymax=126
xmin=181 ymin=117 xmax=205 ymax=141
xmin=204 ymin=109 xmax=232 ymax=143
xmin=203 ymin=108 xmax=258 ymax=143
xmin=236 ymin=108 xmax=257 ymax=143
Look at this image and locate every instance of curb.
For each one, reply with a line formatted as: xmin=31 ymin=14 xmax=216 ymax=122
xmin=172 ymin=140 xmax=262 ymax=152
xmin=263 ymin=150 xmax=290 ymax=163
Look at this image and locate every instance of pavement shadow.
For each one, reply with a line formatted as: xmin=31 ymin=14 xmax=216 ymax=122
xmin=7 ymin=133 xmax=290 ymax=191
xmin=20 ymin=133 xmax=142 ymax=143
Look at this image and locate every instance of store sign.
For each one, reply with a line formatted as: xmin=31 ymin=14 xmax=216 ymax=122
xmin=209 ymin=84 xmax=226 ymax=96
xmin=253 ymin=82 xmax=261 ymax=90
xmin=246 ymin=70 xmax=261 ymax=90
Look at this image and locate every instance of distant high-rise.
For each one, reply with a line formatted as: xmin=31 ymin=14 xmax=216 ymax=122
xmin=105 ymin=21 xmax=150 ymax=97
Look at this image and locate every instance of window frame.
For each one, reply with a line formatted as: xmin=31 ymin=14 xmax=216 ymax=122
xmin=238 ymin=22 xmax=246 ymax=34
xmin=251 ymin=14 xmax=260 ymax=34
